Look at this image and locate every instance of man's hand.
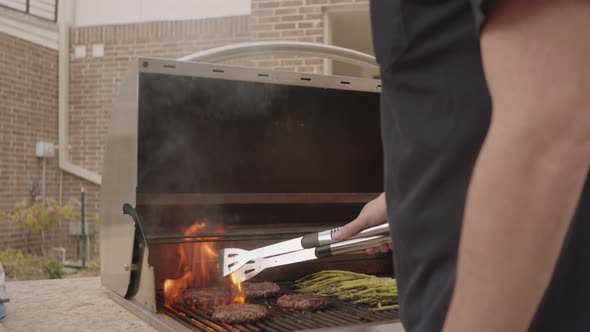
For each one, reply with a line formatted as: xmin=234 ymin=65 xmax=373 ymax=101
xmin=332 ymin=192 xmax=391 ymax=255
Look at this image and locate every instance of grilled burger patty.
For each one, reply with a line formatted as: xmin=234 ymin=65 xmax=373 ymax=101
xmin=243 ymin=281 xmax=281 ymax=299
xmin=276 ymin=294 xmax=330 ymax=311
xmin=183 ymin=289 xmax=231 ymax=309
xmin=212 ymin=304 xmax=269 ymax=324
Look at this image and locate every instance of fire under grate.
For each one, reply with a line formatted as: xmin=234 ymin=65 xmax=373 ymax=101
xmin=157 ymin=284 xmax=399 ymax=332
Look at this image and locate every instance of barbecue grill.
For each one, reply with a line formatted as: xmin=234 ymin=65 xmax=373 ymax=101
xmin=100 ymin=41 xmax=400 ymax=331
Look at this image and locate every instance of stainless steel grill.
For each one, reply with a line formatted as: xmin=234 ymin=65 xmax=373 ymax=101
xmin=156 ymin=283 xmax=398 ymax=332
xmin=100 ymin=42 xmax=399 ymax=332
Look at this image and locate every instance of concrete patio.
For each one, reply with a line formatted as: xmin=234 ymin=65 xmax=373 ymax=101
xmin=0 ymin=277 xmax=155 ymax=332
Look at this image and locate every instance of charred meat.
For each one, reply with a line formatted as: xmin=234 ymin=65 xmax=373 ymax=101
xmin=212 ymin=304 xmax=269 ymax=324
xmin=243 ymin=281 xmax=281 ymax=299
xmin=276 ymin=294 xmax=330 ymax=311
xmin=183 ymin=289 xmax=231 ymax=309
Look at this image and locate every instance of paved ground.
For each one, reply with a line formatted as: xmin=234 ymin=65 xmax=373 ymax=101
xmin=0 ymin=277 xmax=156 ymax=332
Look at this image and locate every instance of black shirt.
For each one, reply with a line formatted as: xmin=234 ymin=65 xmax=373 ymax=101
xmin=371 ymin=1 xmax=590 ymax=331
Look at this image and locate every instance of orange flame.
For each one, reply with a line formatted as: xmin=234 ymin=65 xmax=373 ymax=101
xmin=230 ymin=272 xmax=245 ymax=304
xmin=162 ymin=221 xmax=245 ymax=306
xmin=163 ymin=272 xmax=194 ymax=306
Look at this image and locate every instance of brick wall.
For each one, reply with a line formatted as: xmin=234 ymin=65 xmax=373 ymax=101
xmin=1 ymin=0 xmax=368 ymax=258
xmin=0 ymin=32 xmax=77 ymax=255
xmin=68 ymin=0 xmax=367 ymax=174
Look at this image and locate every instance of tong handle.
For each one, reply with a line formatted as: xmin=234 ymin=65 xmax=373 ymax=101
xmin=301 ymin=222 xmax=389 ymax=249
xmin=314 ymin=234 xmax=391 ymax=258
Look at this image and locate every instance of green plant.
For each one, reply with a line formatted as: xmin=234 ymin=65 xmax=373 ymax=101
xmin=1 ymin=197 xmax=77 ymax=234
xmin=39 ymin=257 xmax=63 ymax=279
xmin=87 ymin=260 xmax=100 ymax=273
xmin=0 ymin=248 xmax=37 ymax=280
xmin=0 ymin=197 xmax=78 ymax=254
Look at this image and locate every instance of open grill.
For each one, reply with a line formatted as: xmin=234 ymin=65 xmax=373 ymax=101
xmin=100 ymin=54 xmax=396 ymax=331
xmin=156 ymin=283 xmax=398 ymax=332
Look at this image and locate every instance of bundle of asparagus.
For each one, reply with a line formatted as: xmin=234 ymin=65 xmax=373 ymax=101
xmin=294 ymin=270 xmax=398 ymax=311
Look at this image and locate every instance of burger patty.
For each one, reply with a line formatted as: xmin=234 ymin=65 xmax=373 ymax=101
xmin=243 ymin=282 xmax=281 ymax=299
xmin=276 ymin=294 xmax=330 ymax=311
xmin=212 ymin=304 xmax=269 ymax=324
xmin=183 ymin=289 xmax=231 ymax=309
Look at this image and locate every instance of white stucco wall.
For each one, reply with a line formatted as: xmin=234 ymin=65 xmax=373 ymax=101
xmin=73 ymin=0 xmax=251 ymax=27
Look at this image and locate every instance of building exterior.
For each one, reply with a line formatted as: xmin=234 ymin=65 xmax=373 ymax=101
xmin=0 ymin=0 xmax=374 ymax=258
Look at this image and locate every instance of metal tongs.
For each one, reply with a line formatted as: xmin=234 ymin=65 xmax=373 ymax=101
xmin=218 ymin=223 xmax=390 ymax=282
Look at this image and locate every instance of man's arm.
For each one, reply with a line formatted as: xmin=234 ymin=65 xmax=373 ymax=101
xmin=444 ymin=1 xmax=590 ymax=331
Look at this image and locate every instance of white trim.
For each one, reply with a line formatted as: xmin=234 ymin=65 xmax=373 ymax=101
xmin=57 ymin=1 xmax=102 ymax=185
xmin=0 ymin=6 xmax=58 ymax=49
xmin=57 ymin=22 xmax=102 ymax=185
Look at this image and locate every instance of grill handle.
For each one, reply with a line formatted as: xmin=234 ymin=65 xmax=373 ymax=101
xmin=178 ymin=41 xmax=378 ymax=69
xmin=123 ymin=203 xmax=147 ymax=243
xmin=122 ymin=203 xmax=147 ymax=298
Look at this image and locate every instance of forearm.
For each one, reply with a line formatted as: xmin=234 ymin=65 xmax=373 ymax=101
xmin=444 ymin=1 xmax=590 ymax=331
xmin=443 ymin=129 xmax=588 ymax=332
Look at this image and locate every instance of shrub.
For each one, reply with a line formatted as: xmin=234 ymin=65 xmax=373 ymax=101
xmin=0 ymin=197 xmax=78 ymax=254
xmin=0 ymin=248 xmax=37 ymax=279
xmin=40 ymin=257 xmax=63 ymax=279
xmin=87 ymin=260 xmax=100 ymax=273
xmin=1 ymin=197 xmax=77 ymax=234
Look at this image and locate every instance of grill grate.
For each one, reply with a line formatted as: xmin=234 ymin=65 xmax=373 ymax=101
xmin=157 ymin=283 xmax=398 ymax=332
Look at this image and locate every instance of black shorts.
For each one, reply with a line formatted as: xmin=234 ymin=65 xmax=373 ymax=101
xmin=371 ymin=1 xmax=590 ymax=331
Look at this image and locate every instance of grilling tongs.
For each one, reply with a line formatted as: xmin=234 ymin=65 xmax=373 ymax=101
xmin=218 ymin=223 xmax=390 ymax=282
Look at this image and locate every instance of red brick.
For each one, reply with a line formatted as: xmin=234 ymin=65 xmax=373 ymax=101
xmin=305 ymin=13 xmax=324 ymax=20
xmin=281 ymin=30 xmax=306 ymax=37
xmin=298 ymin=22 xmax=314 ymax=29
xmin=258 ymin=31 xmax=281 ymax=38
xmin=281 ymin=15 xmax=305 ymax=22
xmin=282 ymin=0 xmax=304 ymax=6
xmin=305 ymin=28 xmax=323 ymax=36
xmin=274 ymin=23 xmax=297 ymax=30
xmin=258 ymin=1 xmax=281 ymax=9
xmin=257 ymin=16 xmax=282 ymax=24
xmin=275 ymin=8 xmax=298 ymax=15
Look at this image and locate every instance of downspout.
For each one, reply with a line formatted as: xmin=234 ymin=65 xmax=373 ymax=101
xmin=57 ymin=1 xmax=101 ymax=185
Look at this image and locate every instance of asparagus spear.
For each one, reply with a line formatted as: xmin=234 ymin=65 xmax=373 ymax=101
xmin=294 ymin=270 xmax=399 ymax=310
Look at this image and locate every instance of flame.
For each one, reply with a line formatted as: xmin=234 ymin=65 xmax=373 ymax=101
xmin=184 ymin=222 xmax=207 ymax=235
xmin=163 ymin=272 xmax=194 ymax=306
xmin=162 ymin=221 xmax=245 ymax=306
xmin=230 ymin=272 xmax=245 ymax=304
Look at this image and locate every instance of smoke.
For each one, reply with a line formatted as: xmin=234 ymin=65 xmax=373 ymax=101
xmin=136 ymin=71 xmax=289 ymax=232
